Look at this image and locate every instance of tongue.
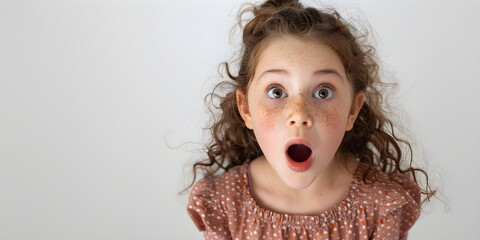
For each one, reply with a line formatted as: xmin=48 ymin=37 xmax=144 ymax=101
xmin=287 ymin=144 xmax=312 ymax=162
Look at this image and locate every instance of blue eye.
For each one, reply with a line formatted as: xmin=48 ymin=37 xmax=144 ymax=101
xmin=313 ymin=87 xmax=333 ymax=99
xmin=267 ymin=87 xmax=288 ymax=99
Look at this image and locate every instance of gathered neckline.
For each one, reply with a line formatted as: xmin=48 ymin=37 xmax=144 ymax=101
xmin=243 ymin=160 xmax=366 ymax=227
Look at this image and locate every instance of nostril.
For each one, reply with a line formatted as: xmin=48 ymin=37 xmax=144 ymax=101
xmin=289 ymin=120 xmax=310 ymax=126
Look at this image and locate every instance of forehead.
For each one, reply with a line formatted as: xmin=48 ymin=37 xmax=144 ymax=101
xmin=253 ymin=36 xmax=346 ymax=80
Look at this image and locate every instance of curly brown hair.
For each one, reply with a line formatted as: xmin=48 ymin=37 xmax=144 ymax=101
xmin=187 ymin=0 xmax=435 ymax=203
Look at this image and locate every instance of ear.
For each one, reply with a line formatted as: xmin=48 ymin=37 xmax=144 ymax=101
xmin=236 ymin=90 xmax=253 ymax=129
xmin=345 ymin=91 xmax=365 ymax=131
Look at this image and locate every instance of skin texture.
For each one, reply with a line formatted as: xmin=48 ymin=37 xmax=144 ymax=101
xmin=236 ymin=36 xmax=365 ymax=214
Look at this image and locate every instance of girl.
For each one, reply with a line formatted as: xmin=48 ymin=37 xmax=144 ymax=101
xmin=187 ymin=0 xmax=435 ymax=239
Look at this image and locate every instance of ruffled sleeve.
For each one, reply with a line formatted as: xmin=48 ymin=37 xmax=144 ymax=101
xmin=371 ymin=173 xmax=421 ymax=240
xmin=187 ymin=179 xmax=232 ymax=239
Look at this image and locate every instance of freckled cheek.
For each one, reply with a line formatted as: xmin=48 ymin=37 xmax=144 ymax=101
xmin=250 ymin=103 xmax=284 ymax=156
xmin=314 ymin=108 xmax=348 ymax=154
xmin=314 ymin=108 xmax=345 ymax=130
xmin=251 ymin=103 xmax=281 ymax=132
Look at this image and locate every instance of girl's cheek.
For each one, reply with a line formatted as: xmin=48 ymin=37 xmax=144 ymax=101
xmin=259 ymin=117 xmax=275 ymax=132
xmin=314 ymin=104 xmax=343 ymax=130
xmin=254 ymin=101 xmax=282 ymax=132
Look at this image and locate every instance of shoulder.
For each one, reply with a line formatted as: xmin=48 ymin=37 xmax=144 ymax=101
xmin=354 ymin=163 xmax=421 ymax=216
xmin=190 ymin=164 xmax=247 ymax=201
xmin=187 ymin=164 xmax=248 ymax=231
xmin=354 ymin=164 xmax=421 ymax=231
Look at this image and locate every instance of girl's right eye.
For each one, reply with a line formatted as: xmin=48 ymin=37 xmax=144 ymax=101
xmin=267 ymin=87 xmax=287 ymax=99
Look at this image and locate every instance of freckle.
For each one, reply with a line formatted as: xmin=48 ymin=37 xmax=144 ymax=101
xmin=259 ymin=101 xmax=271 ymax=117
xmin=317 ymin=109 xmax=339 ymax=128
xmin=258 ymin=100 xmax=279 ymax=131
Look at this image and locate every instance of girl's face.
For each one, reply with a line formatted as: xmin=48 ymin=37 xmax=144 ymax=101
xmin=237 ymin=36 xmax=364 ymax=190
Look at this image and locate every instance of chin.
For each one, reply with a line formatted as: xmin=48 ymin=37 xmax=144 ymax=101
xmin=281 ymin=173 xmax=317 ymax=190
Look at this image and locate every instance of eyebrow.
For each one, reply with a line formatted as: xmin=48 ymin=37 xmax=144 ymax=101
xmin=258 ymin=68 xmax=344 ymax=80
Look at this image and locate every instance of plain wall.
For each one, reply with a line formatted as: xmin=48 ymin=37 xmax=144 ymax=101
xmin=1 ymin=0 xmax=479 ymax=239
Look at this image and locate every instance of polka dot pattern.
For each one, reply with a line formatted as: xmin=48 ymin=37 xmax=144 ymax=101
xmin=187 ymin=162 xmax=421 ymax=239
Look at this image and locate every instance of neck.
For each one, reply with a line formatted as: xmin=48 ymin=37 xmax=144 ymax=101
xmin=248 ymin=154 xmax=358 ymax=215
xmin=249 ymin=152 xmax=360 ymax=215
xmin=253 ymin=153 xmax=357 ymax=205
xmin=274 ymin=160 xmax=337 ymax=199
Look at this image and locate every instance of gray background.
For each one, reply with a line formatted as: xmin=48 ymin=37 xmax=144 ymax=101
xmin=1 ymin=0 xmax=479 ymax=239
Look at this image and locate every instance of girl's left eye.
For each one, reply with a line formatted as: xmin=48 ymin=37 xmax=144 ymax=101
xmin=313 ymin=87 xmax=333 ymax=99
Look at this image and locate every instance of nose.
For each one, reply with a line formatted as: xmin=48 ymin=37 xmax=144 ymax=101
xmin=286 ymin=95 xmax=313 ymax=128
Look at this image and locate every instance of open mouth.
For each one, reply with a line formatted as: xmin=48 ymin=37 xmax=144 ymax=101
xmin=287 ymin=144 xmax=312 ymax=162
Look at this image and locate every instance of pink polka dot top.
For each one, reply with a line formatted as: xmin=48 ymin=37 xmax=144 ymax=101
xmin=187 ymin=161 xmax=421 ymax=240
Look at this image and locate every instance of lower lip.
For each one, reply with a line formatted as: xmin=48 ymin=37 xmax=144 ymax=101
xmin=286 ymin=151 xmax=313 ymax=172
